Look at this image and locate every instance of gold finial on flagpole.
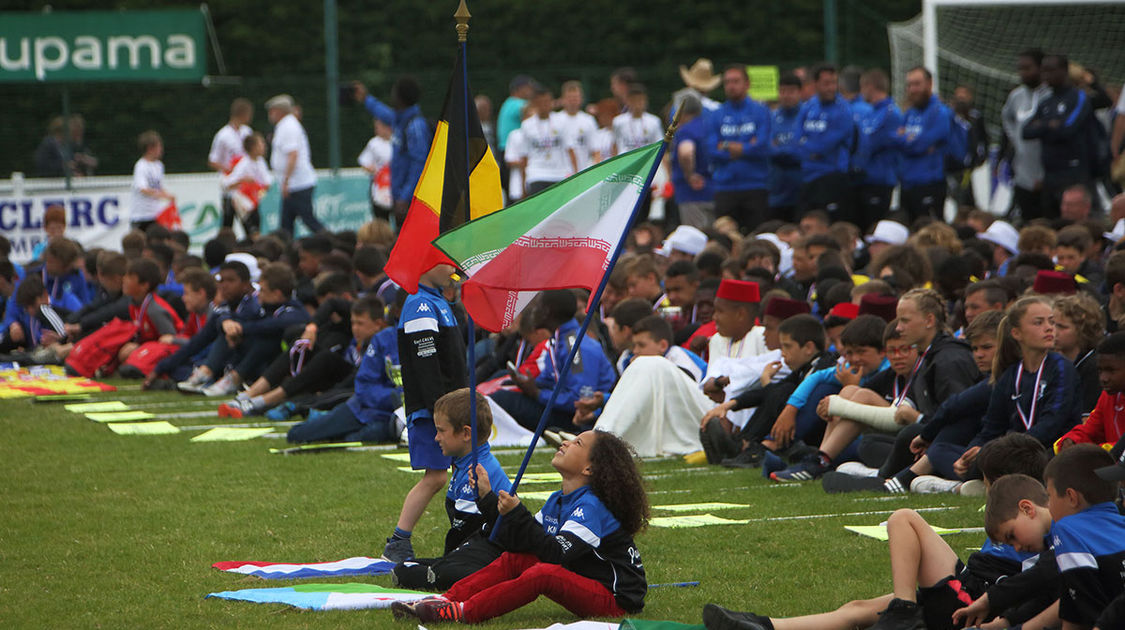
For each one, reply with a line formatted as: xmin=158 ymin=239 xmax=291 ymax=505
xmin=664 ymin=103 xmax=685 ymax=143
xmin=455 ymin=0 xmax=471 ymax=42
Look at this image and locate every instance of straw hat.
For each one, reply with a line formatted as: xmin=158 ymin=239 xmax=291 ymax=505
xmin=679 ymin=58 xmax=722 ymax=92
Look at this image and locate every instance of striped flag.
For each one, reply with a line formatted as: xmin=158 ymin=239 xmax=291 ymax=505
xmin=206 ymin=583 xmax=429 ymax=611
xmin=433 ymin=142 xmax=664 ymax=332
xmin=211 ymin=556 xmax=393 ymax=579
xmin=383 ymin=46 xmax=502 ymax=293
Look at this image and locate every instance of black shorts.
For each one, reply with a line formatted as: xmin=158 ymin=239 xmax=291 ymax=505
xmin=916 ymin=560 xmax=985 ymax=630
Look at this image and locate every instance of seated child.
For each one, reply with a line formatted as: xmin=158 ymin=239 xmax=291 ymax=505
xmin=0 ymin=275 xmax=69 ymax=355
xmin=1057 ymin=331 xmax=1125 ymax=452
xmin=65 ymin=251 xmax=128 ymax=339
xmin=392 ymin=430 xmax=647 ymax=624
xmin=231 ymin=295 xmax=381 ymax=419
xmin=391 ymin=388 xmax=512 ymax=590
xmin=770 ymin=319 xmax=918 ymax=483
xmin=115 ymin=259 xmax=182 ymax=365
xmin=195 ymin=262 xmax=307 ymax=396
xmin=701 ymin=314 xmax=838 ymax=467
xmin=702 ymin=432 xmax=1051 ymax=630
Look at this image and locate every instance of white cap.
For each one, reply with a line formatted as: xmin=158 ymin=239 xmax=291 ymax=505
xmin=864 ymin=220 xmax=909 ymax=246
xmin=223 ymin=252 xmax=261 ymax=283
xmin=656 ymin=225 xmax=708 ymax=257
xmin=1105 ymin=219 xmax=1125 ymax=243
xmin=755 ymin=233 xmax=794 ymax=276
xmin=978 ymin=220 xmax=1020 ymax=255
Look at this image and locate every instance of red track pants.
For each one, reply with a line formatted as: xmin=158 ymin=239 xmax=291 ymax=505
xmin=442 ymin=551 xmax=627 ymax=623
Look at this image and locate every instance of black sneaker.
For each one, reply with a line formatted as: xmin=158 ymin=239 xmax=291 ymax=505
xmin=781 ymin=440 xmax=819 ymax=464
xmin=722 ymin=442 xmax=767 ymax=468
xmin=702 ymin=603 xmax=771 ymax=630
xmin=381 ymin=537 xmax=414 ymax=563
xmin=700 ymin=418 xmax=738 ymax=464
xmin=117 ymin=364 xmax=144 ymax=379
xmin=869 ymin=598 xmax=925 ymax=630
xmin=821 ymin=471 xmax=888 ymax=494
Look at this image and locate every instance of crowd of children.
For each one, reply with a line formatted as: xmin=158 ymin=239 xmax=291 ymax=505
xmin=7 ymin=180 xmax=1125 ymax=626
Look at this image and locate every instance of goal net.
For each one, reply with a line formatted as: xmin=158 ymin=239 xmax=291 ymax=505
xmin=888 ymin=0 xmax=1125 ymax=137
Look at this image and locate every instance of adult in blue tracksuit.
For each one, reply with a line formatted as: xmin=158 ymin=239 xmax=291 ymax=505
xmin=841 ymin=66 xmax=874 ymax=225
xmin=355 ymin=77 xmax=434 ymax=222
xmin=670 ymin=95 xmax=714 ymax=229
xmin=706 ymin=65 xmax=771 ymax=232
xmin=797 ymin=64 xmax=855 ymax=220
xmin=768 ymin=73 xmax=804 ymax=222
xmin=493 ymin=290 xmax=616 ymax=433
xmin=1022 ymin=53 xmax=1095 ymax=219
xmin=856 ymin=69 xmax=903 ymax=231
xmin=899 ymin=67 xmax=951 ymax=222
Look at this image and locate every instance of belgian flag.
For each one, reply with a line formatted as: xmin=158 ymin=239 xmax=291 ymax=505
xmin=384 ymin=47 xmax=502 ymax=293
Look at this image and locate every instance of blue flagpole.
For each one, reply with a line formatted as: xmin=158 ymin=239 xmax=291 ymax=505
xmin=455 ymin=2 xmax=480 ymax=479
xmin=490 ymin=118 xmax=681 ymax=540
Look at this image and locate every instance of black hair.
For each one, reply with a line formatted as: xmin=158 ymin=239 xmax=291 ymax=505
xmin=1098 ymin=331 xmax=1125 ymax=358
xmin=965 ymin=279 xmax=1010 ymax=307
xmin=538 ymin=289 xmax=578 ymax=329
xmin=632 ymin=314 xmax=673 ymax=346
xmin=695 ymin=251 xmax=725 ymax=278
xmin=723 ymin=63 xmax=749 ymax=81
xmin=779 ymin=314 xmax=826 ymax=352
xmin=145 ymin=242 xmax=175 ymax=274
xmin=588 ymin=430 xmax=649 ymax=536
xmin=16 ymin=274 xmax=45 ymax=307
xmin=315 ymin=272 xmax=356 ymax=297
xmin=218 ymin=260 xmax=250 ymax=283
xmin=609 ymin=297 xmax=653 ymax=330
xmin=839 ymin=314 xmax=886 ymax=350
xmin=778 ymin=72 xmax=802 ymax=89
xmin=126 ymin=258 xmax=162 ymax=293
xmin=298 ymin=234 xmax=332 ymax=256
xmin=354 ymin=246 xmax=386 ymax=277
xmin=1018 ymin=48 xmax=1045 ymax=66
xmin=169 ymin=230 xmax=190 ymax=251
xmin=1045 ymin=443 xmax=1116 ymax=504
xmin=392 ymin=76 xmax=421 ymax=107
xmin=976 ymin=433 xmax=1048 ymax=483
xmin=351 ymin=294 xmax=385 ymax=321
xmin=0 ymin=259 xmax=15 ymax=282
xmin=664 ymin=260 xmax=699 ymax=282
xmin=812 ymin=63 xmax=837 ymax=81
xmin=1042 ymin=53 xmax=1068 ymax=71
xmin=203 ymin=238 xmax=230 ymax=270
xmin=144 ymin=223 xmax=171 ymax=243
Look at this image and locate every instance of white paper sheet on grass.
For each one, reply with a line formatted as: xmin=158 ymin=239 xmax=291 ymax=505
xmin=191 ymin=427 xmax=274 ymax=442
xmin=106 ymin=421 xmax=181 ymax=435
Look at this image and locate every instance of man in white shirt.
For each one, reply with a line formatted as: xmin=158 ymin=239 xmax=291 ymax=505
xmin=130 ymin=130 xmax=174 ymax=230
xmin=208 ymin=98 xmax=254 ymax=233
xmin=266 ymin=94 xmax=324 ymax=235
xmin=520 ymin=85 xmax=571 ymax=196
xmin=557 ymin=81 xmax=599 ymax=173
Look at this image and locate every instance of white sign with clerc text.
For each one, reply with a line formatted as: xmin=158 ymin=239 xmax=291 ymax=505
xmin=0 ymin=191 xmax=128 ymax=264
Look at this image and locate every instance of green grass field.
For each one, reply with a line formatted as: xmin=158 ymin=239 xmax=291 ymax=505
xmin=2 ymin=382 xmax=987 ymax=629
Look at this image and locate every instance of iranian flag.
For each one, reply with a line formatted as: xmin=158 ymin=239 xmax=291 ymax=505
xmin=433 ymin=142 xmax=664 ymax=332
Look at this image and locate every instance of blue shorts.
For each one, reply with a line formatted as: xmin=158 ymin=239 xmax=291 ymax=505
xmin=407 ymin=417 xmax=451 ymax=471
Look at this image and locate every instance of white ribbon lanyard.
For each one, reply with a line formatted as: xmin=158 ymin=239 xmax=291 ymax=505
xmin=1014 ymin=358 xmax=1047 ymax=431
xmin=893 ymin=344 xmax=930 ymax=407
xmin=133 ymin=293 xmax=153 ymax=329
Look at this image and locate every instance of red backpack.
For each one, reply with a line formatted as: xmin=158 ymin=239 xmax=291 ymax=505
xmin=121 ymin=341 xmax=179 ymax=376
xmin=65 ymin=318 xmax=137 ymax=378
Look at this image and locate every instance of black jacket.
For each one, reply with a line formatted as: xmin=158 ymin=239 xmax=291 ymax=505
xmin=909 ymin=332 xmax=981 ymax=419
xmin=1022 ymin=84 xmax=1092 ymax=182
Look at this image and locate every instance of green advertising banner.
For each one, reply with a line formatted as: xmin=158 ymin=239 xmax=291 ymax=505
xmin=747 ymin=65 xmax=780 ymax=102
xmin=0 ymin=9 xmax=206 ymax=83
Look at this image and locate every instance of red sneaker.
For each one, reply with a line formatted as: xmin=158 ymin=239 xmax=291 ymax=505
xmin=413 ymin=598 xmax=463 ymax=623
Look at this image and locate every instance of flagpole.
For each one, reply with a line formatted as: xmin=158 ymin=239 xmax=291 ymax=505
xmin=454 ymin=0 xmax=481 ymax=477
xmin=495 ymin=112 xmax=685 ymax=534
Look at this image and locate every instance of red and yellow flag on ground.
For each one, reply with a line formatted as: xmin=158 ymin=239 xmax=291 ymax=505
xmin=383 ymin=47 xmax=502 ymax=293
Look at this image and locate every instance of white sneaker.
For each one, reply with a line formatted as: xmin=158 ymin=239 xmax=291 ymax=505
xmin=910 ymin=475 xmax=962 ymax=494
xmin=177 ymin=367 xmax=212 ymax=393
xmin=201 ymin=374 xmax=239 ymax=397
xmin=958 ymin=479 xmax=987 ymax=497
xmin=836 ymin=461 xmax=881 ymax=478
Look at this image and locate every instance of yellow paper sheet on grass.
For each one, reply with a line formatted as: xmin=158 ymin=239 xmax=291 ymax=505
xmin=191 ymin=427 xmax=274 ymax=442
xmin=845 ymin=525 xmax=962 ymax=541
xmin=517 ymin=490 xmax=555 ymax=501
xmin=66 ymin=401 xmax=131 ymax=413
xmin=107 ymin=421 xmax=181 ymax=436
xmin=650 ymin=514 xmax=751 ymax=528
xmin=653 ymin=502 xmax=748 ymax=512
xmin=86 ymin=411 xmax=155 ymax=422
xmin=381 ymin=453 xmax=413 ymax=462
xmin=395 ymin=467 xmax=561 ymax=484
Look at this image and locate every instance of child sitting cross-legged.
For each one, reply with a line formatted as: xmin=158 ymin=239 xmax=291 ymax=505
xmin=115 ymin=258 xmax=182 ymax=367
xmin=703 ymin=432 xmax=1052 ymax=630
xmin=391 ymin=430 xmax=648 ymax=624
xmin=390 ymin=388 xmax=512 ymax=591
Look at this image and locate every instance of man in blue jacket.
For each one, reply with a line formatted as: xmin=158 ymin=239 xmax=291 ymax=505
xmin=797 ymin=64 xmax=854 ymax=222
xmin=707 ymin=64 xmax=771 ymax=232
xmin=354 ymin=77 xmax=434 ymax=223
xmin=1022 ymin=53 xmax=1095 ymax=219
xmin=857 ymin=69 xmax=903 ymax=231
xmin=899 ymin=66 xmax=951 ymax=222
xmin=769 ymin=73 xmax=804 ymax=223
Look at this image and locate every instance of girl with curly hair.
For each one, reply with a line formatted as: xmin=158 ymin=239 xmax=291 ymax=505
xmin=1052 ymin=293 xmax=1106 ymax=412
xmin=393 ymin=430 xmax=649 ymax=624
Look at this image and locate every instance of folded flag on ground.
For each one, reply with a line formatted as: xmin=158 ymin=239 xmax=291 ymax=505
xmin=212 ymin=557 xmax=394 ymax=580
xmin=206 ymin=583 xmax=426 ymax=610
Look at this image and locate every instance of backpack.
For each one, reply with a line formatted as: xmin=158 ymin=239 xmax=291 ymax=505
xmin=65 ymin=318 xmax=136 ymax=378
xmin=122 ymin=341 xmax=179 ymax=376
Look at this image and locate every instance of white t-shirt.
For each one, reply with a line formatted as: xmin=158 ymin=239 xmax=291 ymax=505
xmin=558 ymin=110 xmax=599 ymax=172
xmin=505 ymin=128 xmax=527 ymax=201
xmin=358 ymin=136 xmax=393 ymax=208
xmin=270 ymin=114 xmax=317 ymax=192
xmin=221 ymin=156 xmax=273 ymax=190
xmin=592 ymin=127 xmax=615 ymax=162
xmin=130 ymin=158 xmax=166 ymax=222
xmin=612 ymin=111 xmax=663 ymax=154
xmin=208 ymin=123 xmax=251 ymax=172
xmin=520 ymin=113 xmax=572 ymax=184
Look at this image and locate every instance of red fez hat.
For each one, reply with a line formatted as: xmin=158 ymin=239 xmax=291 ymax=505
xmin=716 ymin=279 xmax=761 ymax=303
xmin=859 ymin=294 xmax=898 ymax=323
xmin=764 ymin=297 xmax=812 ymax=319
xmin=826 ymin=302 xmax=859 ymax=321
xmin=1033 ymin=270 xmax=1077 ymax=295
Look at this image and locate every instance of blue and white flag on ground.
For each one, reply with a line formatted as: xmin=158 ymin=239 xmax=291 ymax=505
xmin=206 ymin=583 xmax=429 ymax=611
xmin=211 ymin=556 xmax=393 ymax=579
